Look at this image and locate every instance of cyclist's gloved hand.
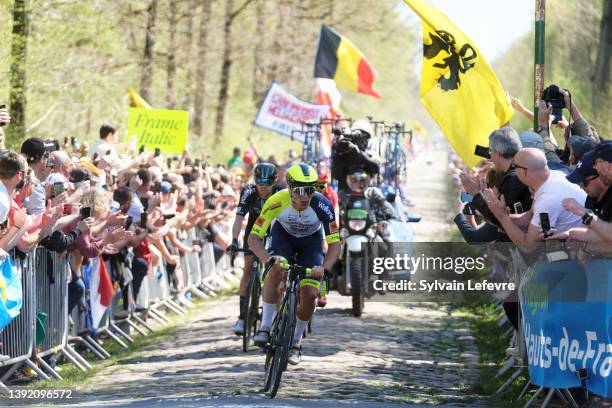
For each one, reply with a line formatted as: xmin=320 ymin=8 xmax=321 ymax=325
xmin=226 ymin=238 xmax=239 ymax=253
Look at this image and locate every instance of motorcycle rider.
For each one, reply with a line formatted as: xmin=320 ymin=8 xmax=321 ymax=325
xmin=227 ymin=162 xmax=281 ymax=335
xmin=345 ymin=170 xmax=395 ymax=226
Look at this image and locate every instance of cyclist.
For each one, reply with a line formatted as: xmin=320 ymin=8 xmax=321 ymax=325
xmin=227 ymin=162 xmax=281 ymax=336
xmin=248 ymin=163 xmax=341 ymax=365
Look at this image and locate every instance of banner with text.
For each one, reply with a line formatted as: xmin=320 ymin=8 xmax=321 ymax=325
xmin=520 ymin=260 xmax=612 ymax=398
xmin=128 ymin=108 xmax=189 ymax=153
xmin=254 ymin=81 xmax=330 ymax=141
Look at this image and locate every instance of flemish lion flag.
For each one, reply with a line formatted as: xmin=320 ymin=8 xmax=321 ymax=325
xmin=404 ymin=0 xmax=514 ymax=167
xmin=314 ymin=25 xmax=380 ymax=99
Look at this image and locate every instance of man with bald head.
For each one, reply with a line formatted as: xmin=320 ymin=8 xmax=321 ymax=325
xmin=485 ymin=148 xmax=586 ymax=252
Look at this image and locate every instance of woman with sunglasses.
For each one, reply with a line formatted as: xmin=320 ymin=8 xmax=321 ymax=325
xmin=227 ymin=162 xmax=281 ymax=336
xmin=248 ymin=163 xmax=341 ymax=365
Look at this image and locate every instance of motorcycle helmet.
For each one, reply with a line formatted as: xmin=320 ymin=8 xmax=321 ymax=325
xmin=346 ymin=170 xmax=369 ymax=193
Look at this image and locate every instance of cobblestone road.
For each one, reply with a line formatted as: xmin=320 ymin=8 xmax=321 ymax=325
xmin=20 ymin=148 xmax=487 ymax=407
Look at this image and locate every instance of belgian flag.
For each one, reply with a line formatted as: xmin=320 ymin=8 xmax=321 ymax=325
xmin=314 ymin=25 xmax=380 ymax=99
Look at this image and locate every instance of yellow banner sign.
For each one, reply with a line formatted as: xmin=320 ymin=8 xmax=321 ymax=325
xmin=127 ymin=108 xmax=189 ymax=153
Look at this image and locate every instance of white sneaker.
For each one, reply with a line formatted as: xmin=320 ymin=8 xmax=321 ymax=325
xmin=233 ymin=319 xmax=245 ymax=336
xmin=288 ymin=345 xmax=302 ymax=365
xmin=253 ymin=327 xmax=270 ymax=346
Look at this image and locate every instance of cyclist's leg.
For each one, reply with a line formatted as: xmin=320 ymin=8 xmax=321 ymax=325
xmin=255 ymin=223 xmax=293 ymax=344
xmin=293 ymin=231 xmax=325 ymax=345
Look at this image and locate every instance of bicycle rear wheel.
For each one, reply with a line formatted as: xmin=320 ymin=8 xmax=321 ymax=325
xmin=268 ymin=292 xmax=296 ymax=398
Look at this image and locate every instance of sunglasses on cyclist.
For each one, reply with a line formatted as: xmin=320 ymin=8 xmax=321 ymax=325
xmin=255 ymin=178 xmax=274 ymax=186
xmin=291 ymin=186 xmax=316 ymax=196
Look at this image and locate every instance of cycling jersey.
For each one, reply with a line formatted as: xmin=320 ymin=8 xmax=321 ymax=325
xmin=251 ymin=190 xmax=340 ymax=244
xmin=236 ymin=183 xmax=283 ymax=235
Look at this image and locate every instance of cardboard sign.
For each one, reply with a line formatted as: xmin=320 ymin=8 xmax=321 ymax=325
xmin=128 ymin=108 xmax=189 ymax=153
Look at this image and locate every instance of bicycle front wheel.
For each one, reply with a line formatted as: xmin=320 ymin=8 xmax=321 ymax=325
xmin=268 ymin=291 xmax=297 ymax=398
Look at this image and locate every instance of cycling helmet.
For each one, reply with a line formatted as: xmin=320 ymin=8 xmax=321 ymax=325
xmin=253 ymin=162 xmax=278 ymax=185
xmin=346 ymin=170 xmax=369 ymax=193
xmin=286 ymin=163 xmax=318 ymax=194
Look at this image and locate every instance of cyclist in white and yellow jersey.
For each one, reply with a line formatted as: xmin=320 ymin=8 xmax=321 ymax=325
xmin=248 ymin=163 xmax=340 ymax=365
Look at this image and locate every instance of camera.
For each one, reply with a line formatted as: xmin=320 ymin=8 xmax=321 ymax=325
xmin=44 ymin=139 xmax=60 ymax=153
xmin=474 ymin=145 xmax=491 ymax=159
xmin=542 ymin=85 xmax=567 ymax=124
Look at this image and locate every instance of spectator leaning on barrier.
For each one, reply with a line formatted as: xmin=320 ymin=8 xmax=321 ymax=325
xmin=565 ymin=149 xmax=612 ymax=222
xmin=460 ymin=127 xmax=532 ymax=228
xmin=484 ymin=148 xmax=586 ymax=253
xmin=551 ymin=142 xmax=612 ymax=255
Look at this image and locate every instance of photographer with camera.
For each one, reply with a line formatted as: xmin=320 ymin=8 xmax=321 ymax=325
xmin=459 ymin=127 xmax=532 ymax=229
xmin=331 ymin=118 xmax=380 ymax=197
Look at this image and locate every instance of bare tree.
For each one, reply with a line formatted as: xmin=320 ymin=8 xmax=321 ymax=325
xmin=166 ymin=0 xmax=178 ymax=108
xmin=214 ymin=0 xmax=255 ymax=142
xmin=182 ymin=0 xmax=196 ymax=110
xmin=140 ymin=0 xmax=158 ymax=103
xmin=594 ymin=0 xmax=611 ymax=99
xmin=8 ymin=0 xmax=30 ymax=144
xmin=193 ymin=0 xmax=213 ymax=138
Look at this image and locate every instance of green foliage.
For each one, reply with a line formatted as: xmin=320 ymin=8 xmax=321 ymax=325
xmin=0 ymin=0 xmax=422 ymax=164
xmin=493 ymin=0 xmax=610 ymax=141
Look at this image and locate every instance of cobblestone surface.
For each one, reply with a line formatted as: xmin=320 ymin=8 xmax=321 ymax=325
xmin=16 ymin=149 xmax=487 ymax=407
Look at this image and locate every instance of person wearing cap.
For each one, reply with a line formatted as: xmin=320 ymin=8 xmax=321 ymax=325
xmin=567 ymin=135 xmax=597 ymax=165
xmin=331 ymin=118 xmax=380 ymax=194
xmin=485 ymin=147 xmax=586 ymax=252
xmin=555 ymin=142 xmax=612 ymax=246
xmin=21 ymin=137 xmax=52 ymax=215
xmin=566 ymin=149 xmax=612 ymax=222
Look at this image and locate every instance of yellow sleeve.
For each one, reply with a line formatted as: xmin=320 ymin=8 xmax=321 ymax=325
xmin=250 ymin=190 xmax=287 ymax=239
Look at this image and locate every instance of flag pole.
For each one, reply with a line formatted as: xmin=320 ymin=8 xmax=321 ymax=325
xmin=533 ymin=0 xmax=545 ymax=129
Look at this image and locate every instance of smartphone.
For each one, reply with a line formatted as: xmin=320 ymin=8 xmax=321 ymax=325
xmin=106 ymin=149 xmax=111 ymax=156
xmin=63 ymin=136 xmax=69 ymax=145
xmin=154 ymin=147 xmax=161 ymax=157
xmin=53 ymin=182 xmax=65 ymax=196
xmin=539 ymin=212 xmax=551 ymax=238
xmin=194 ymin=158 xmax=201 ymax=168
xmin=513 ymin=202 xmax=524 ymax=214
xmin=70 ymin=136 xmax=76 ymax=147
xmin=140 ymin=197 xmax=149 ymax=211
xmin=139 ymin=145 xmax=145 ymax=154
xmin=163 ymin=213 xmax=175 ymax=220
xmin=125 ymin=216 xmax=133 ymax=230
xmin=166 ymin=158 xmax=172 ymax=169
xmin=474 ymin=145 xmax=491 ymax=159
xmin=80 ymin=206 xmax=92 ymax=220
xmin=140 ymin=211 xmax=148 ymax=228
xmin=460 ymin=191 xmax=473 ymax=203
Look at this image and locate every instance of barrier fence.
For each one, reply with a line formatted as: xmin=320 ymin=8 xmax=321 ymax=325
xmin=0 ymin=227 xmax=240 ymax=392
xmin=489 ymin=244 xmax=612 ymax=408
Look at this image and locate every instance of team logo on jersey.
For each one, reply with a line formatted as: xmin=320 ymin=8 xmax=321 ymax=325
xmin=255 ymin=216 xmax=265 ymax=227
xmin=262 ymin=202 xmax=281 ymax=215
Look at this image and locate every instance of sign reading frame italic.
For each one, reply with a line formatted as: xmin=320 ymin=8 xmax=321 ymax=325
xmin=128 ymin=108 xmax=189 ymax=153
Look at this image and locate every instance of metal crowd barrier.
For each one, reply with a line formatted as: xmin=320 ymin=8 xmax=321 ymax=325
xmin=0 ymin=250 xmax=47 ymax=390
xmin=0 ymin=226 xmax=240 ymax=392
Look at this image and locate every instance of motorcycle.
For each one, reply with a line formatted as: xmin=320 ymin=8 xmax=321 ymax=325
xmin=334 ymin=190 xmax=421 ymax=317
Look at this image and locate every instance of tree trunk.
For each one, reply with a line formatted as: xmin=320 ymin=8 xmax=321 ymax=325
xmin=140 ymin=0 xmax=158 ymax=103
xmin=594 ymin=0 xmax=611 ymax=100
xmin=252 ymin=0 xmax=266 ymax=107
xmin=214 ymin=0 xmax=234 ymax=142
xmin=8 ymin=0 xmax=30 ymax=145
xmin=166 ymin=0 xmax=178 ymax=108
xmin=182 ymin=0 xmax=196 ymax=110
xmin=193 ymin=0 xmax=213 ymax=138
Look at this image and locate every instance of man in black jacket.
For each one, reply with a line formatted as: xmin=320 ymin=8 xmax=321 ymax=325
xmin=460 ymin=127 xmax=532 ymax=226
xmin=331 ymin=119 xmax=380 ymax=194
